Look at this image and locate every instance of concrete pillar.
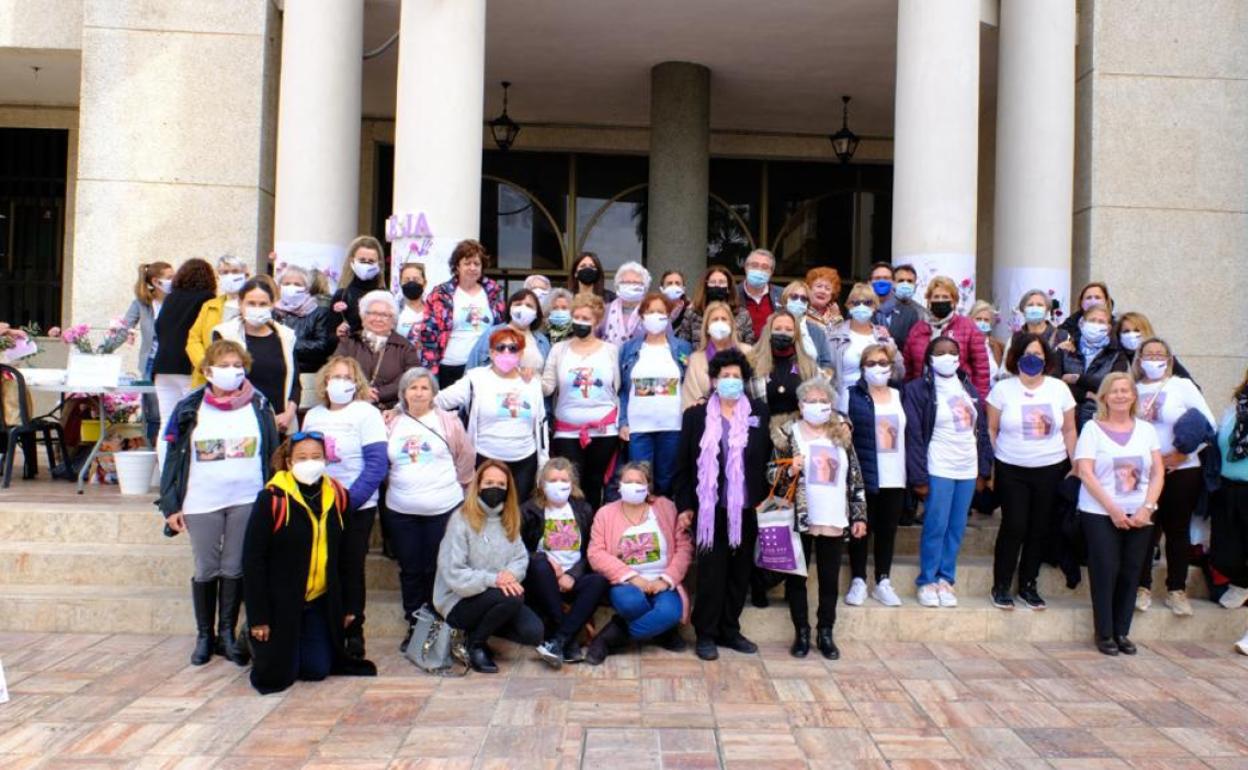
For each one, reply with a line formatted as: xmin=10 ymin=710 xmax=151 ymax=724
xmin=891 ymin=0 xmax=980 ymax=310
xmin=273 ymin=0 xmax=363 ymax=283
xmin=646 ymin=62 xmax=710 ymax=281
xmin=991 ymin=0 xmax=1075 ymax=334
xmin=389 ymin=0 xmax=486 ymax=287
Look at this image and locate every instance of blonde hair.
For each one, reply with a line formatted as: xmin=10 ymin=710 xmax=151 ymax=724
xmin=314 ymin=356 xmax=371 ymax=406
xmin=340 ymin=235 xmax=386 ymax=290
xmin=1094 ymin=371 xmax=1139 ymax=421
xmin=859 ymin=342 xmax=898 ymax=377
xmin=462 ymin=460 xmax=521 ymax=541
xmin=1116 ymin=311 xmax=1155 ymax=339
xmin=134 ymin=261 xmax=172 ymax=306
xmin=925 ymin=275 xmax=959 ymax=302
xmin=969 ymin=300 xmax=995 ymax=320
xmin=750 ymin=310 xmax=818 ymax=381
xmin=1082 ymin=302 xmax=1112 ymax=325
xmin=570 ymin=292 xmax=605 ymax=323
xmin=699 ymin=301 xmax=740 ymax=352
xmin=845 ymin=282 xmax=879 ymax=310
xmin=1130 ymin=337 xmax=1174 ymax=381
xmin=532 ymin=457 xmax=584 ymax=508
xmin=780 ymin=280 xmax=810 ymax=303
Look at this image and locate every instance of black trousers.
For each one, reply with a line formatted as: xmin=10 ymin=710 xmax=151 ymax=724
xmin=551 ymin=436 xmax=619 ymax=510
xmin=1212 ymin=480 xmax=1248 ymax=586
xmin=692 ymin=506 xmax=757 ymax=642
xmin=341 ymin=505 xmax=377 ymax=641
xmin=523 ymin=556 xmax=610 ymax=642
xmin=385 ymin=508 xmax=452 ymax=619
xmin=1140 ymin=466 xmax=1203 ymax=591
xmin=993 ymin=461 xmax=1067 ymax=590
xmin=787 ymin=533 xmax=846 ymax=630
xmin=437 ymin=364 xmax=467 ymax=390
xmin=446 ymin=587 xmax=544 ymax=647
xmin=849 ymin=488 xmax=904 ymax=582
xmin=1081 ymin=512 xmax=1153 ymax=640
xmin=476 ymin=452 xmax=539 ymax=504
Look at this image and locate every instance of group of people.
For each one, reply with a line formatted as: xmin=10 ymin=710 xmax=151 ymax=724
xmin=119 ymin=236 xmax=1248 ymax=692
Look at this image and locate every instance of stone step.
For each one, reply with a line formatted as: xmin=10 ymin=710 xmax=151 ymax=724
xmin=0 ymin=582 xmax=1241 ymax=643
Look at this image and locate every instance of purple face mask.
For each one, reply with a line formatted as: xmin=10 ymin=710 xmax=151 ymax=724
xmin=493 ymin=351 xmax=521 ymax=374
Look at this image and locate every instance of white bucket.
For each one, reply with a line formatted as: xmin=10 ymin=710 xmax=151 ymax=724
xmin=114 ymin=450 xmax=158 ymax=495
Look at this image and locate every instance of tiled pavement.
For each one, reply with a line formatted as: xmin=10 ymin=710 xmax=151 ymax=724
xmin=4 ymin=633 xmax=1248 ymax=769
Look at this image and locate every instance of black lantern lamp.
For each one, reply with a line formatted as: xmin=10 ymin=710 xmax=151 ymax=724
xmin=490 ymin=81 xmax=521 ymax=151
xmin=829 ymin=95 xmax=860 ymax=164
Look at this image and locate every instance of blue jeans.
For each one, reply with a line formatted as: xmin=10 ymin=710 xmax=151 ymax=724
xmin=916 ymin=476 xmax=976 ymax=587
xmin=609 ymin=584 xmax=682 ymax=640
xmin=627 ymin=431 xmax=681 ymax=496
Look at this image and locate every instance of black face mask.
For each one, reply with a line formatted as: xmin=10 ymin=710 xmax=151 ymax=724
xmin=400 ymin=281 xmax=424 ymax=300
xmin=576 ymin=266 xmax=600 ymax=286
xmin=705 ymin=286 xmax=730 ymax=302
xmin=478 ymin=487 xmax=507 ymax=509
xmin=930 ymin=301 xmax=954 ymax=319
xmin=571 ymin=321 xmax=594 ymax=339
xmin=770 ymin=333 xmax=795 ymax=354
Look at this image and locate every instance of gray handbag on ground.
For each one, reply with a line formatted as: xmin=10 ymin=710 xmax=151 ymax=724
xmin=404 ymin=605 xmax=468 ymax=676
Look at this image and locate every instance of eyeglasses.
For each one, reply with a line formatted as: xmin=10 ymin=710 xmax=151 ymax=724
xmin=494 ymin=344 xmax=520 ymax=354
xmin=864 ymin=360 xmax=890 ymax=367
xmin=364 ymin=311 xmax=394 ymax=319
xmin=290 ymin=430 xmax=324 ymax=443
xmin=788 ymin=294 xmax=809 ymax=302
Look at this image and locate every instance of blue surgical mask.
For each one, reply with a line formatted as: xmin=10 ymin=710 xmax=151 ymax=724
xmin=975 ymin=319 xmax=992 ymax=334
xmin=785 ymin=299 xmax=808 ymax=317
xmin=716 ymin=377 xmax=745 ymax=400
xmin=745 ymin=269 xmax=770 ymax=288
xmin=848 ymin=304 xmax=874 ymax=323
xmin=894 ymin=282 xmax=915 ymax=301
xmin=1023 ymin=305 xmax=1047 ymax=324
xmin=548 ymin=309 xmax=571 ymax=327
xmin=871 ymin=279 xmax=893 ymax=298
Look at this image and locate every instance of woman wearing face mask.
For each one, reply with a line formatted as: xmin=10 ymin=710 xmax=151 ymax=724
xmin=300 ymin=356 xmax=389 ymax=657
xmin=567 ymin=251 xmax=616 ymax=302
xmin=520 ymin=458 xmax=609 ymax=668
xmin=771 ymin=378 xmax=868 ymax=659
xmin=466 ymin=289 xmax=551 ymax=372
xmin=1215 ymin=368 xmax=1248 ymax=653
xmin=747 ymin=310 xmax=820 ymax=450
xmin=186 ymin=254 xmax=251 ymax=377
xmin=674 ymin=348 xmax=773 ymax=661
xmin=113 ymin=261 xmax=173 ymax=443
xmin=330 ymin=236 xmax=387 ymax=336
xmin=681 ymin=301 xmax=754 ymax=409
xmin=384 ymin=368 xmax=474 ymax=652
xmin=1131 ymin=337 xmax=1215 ymax=617
xmin=970 ymin=301 xmax=1005 ymax=384
xmin=524 ymin=274 xmax=552 ymax=307
xmin=600 ymin=261 xmax=651 ymax=346
xmin=845 ymin=344 xmax=907 ymax=608
xmin=986 ymin=334 xmax=1077 ymax=611
xmin=210 ymin=278 xmax=299 ymax=431
xmin=901 ymin=276 xmax=990 ymax=401
xmin=618 ymin=292 xmax=692 ymax=497
xmin=542 ymin=293 xmax=619 ymax=508
xmin=804 ymin=267 xmax=843 ymax=330
xmin=395 ymin=262 xmax=427 ymax=346
xmin=434 ymin=460 xmax=544 ymax=673
xmin=159 ymin=340 xmax=280 ymax=666
xmin=544 ymin=288 xmax=575 ymax=344
xmin=1060 ymin=303 xmax=1129 ymax=430
xmin=779 ymin=280 xmax=834 ymax=370
xmin=827 ymin=283 xmax=904 ymax=412
xmin=1059 ymin=281 xmax=1115 ymax=339
xmin=153 ymin=259 xmax=217 ymax=469
xmin=274 ymin=265 xmax=337 ymax=404
xmin=587 ymin=462 xmax=694 ymax=664
xmin=903 ymin=336 xmax=993 ymax=608
xmin=676 ymin=266 xmax=755 ymax=348
xmin=436 ymin=327 xmax=548 ymax=502
xmin=242 ymin=433 xmax=378 ymax=694
xmin=659 ymin=270 xmax=689 ymax=332
xmin=421 ymin=239 xmax=507 ymax=388
xmin=333 ymin=291 xmax=423 ymax=410
xmin=1010 ymin=289 xmax=1071 ymax=354
xmin=1115 ymin=312 xmax=1195 ymax=381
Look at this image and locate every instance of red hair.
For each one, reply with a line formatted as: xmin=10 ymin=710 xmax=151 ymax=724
xmin=489 ymin=327 xmax=526 ymax=351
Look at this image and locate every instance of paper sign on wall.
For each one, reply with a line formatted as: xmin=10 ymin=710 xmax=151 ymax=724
xmin=0 ymin=659 xmax=9 ymax=704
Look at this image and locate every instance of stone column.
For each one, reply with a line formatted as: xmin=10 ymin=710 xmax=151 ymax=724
xmin=646 ymin=61 xmax=710 ymax=281
xmin=272 ymin=0 xmax=363 ymax=283
xmin=992 ymin=0 xmax=1075 ymax=333
xmin=389 ymin=0 xmax=486 ymax=287
xmin=891 ymin=0 xmax=980 ymax=310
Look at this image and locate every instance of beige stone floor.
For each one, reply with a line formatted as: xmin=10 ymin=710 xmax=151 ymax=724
xmin=4 ymin=633 xmax=1248 ymax=769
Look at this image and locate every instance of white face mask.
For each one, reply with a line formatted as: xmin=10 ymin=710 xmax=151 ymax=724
xmin=1119 ymin=331 xmax=1143 ymax=351
xmin=707 ymin=320 xmax=732 ymax=342
xmin=243 ymin=307 xmax=272 ymax=326
xmin=800 ymin=401 xmax=832 ymax=425
xmin=352 ymin=261 xmax=381 ymax=281
xmin=642 ymin=313 xmax=668 ymax=335
xmin=291 ymin=459 xmax=326 ymax=486
xmin=543 ymin=480 xmax=572 ymax=505
xmin=1140 ymin=359 xmax=1169 ymax=381
xmin=863 ymin=364 xmax=892 ymax=387
xmin=327 ymin=378 xmax=357 ymax=405
xmin=617 ymin=283 xmax=646 ymax=303
xmin=619 ymin=482 xmax=649 ymax=505
xmin=155 ymin=278 xmax=173 ymax=294
xmin=532 ymin=288 xmax=550 ymax=303
xmin=510 ymin=304 xmax=537 ymax=329
xmin=661 ymin=285 xmax=684 ymax=301
xmin=208 ymin=365 xmax=245 ymax=391
xmin=280 ymin=284 xmax=308 ymax=303
xmin=931 ymin=354 xmax=960 ymax=377
xmin=1080 ymin=321 xmax=1109 ymax=343
xmin=218 ymin=273 xmax=246 ymax=294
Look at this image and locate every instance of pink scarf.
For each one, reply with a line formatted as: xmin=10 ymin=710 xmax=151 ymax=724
xmin=603 ymin=299 xmax=639 ymax=346
xmin=695 ymin=392 xmax=752 ymax=550
xmin=204 ymin=379 xmax=256 ymax=411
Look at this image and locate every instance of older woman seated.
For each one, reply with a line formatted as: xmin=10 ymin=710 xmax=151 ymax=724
xmin=333 ymin=289 xmax=423 ymax=410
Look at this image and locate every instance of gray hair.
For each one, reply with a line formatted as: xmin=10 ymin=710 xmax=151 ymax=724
xmin=618 ymin=460 xmax=654 ymax=488
xmin=278 ymin=264 xmax=312 ymax=287
xmin=395 ymin=367 xmax=439 ymax=416
xmin=545 ymin=287 xmax=573 ymax=312
xmin=217 ymin=254 xmax=250 ymax=273
xmin=1017 ymin=288 xmax=1050 ymax=313
xmin=524 ymin=274 xmax=552 ymax=293
xmin=614 ymin=261 xmax=652 ymax=291
xmin=359 ymin=289 xmax=398 ymax=319
xmin=746 ymin=249 xmax=776 ymax=269
xmin=796 ymin=376 xmax=836 ymax=403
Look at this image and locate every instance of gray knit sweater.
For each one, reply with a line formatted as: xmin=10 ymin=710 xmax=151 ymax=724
xmin=433 ymin=507 xmax=529 ymax=618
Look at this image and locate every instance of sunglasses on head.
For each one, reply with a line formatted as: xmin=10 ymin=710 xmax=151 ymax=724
xmin=290 ymin=430 xmax=324 ymax=443
xmin=494 ymin=344 xmax=520 ymax=354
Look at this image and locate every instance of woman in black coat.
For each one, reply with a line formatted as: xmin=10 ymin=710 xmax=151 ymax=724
xmin=275 ymin=264 xmax=338 ymax=376
xmin=152 ymin=258 xmax=216 ymax=468
xmin=243 ymin=432 xmax=377 ymax=694
xmin=1060 ymin=303 xmax=1128 ymax=429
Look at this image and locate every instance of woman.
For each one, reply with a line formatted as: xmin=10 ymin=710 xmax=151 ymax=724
xmin=674 ymin=348 xmax=772 ymax=661
xmin=274 ymin=265 xmax=337 ymax=401
xmin=1060 ymin=302 xmax=1129 ymax=429
xmin=804 ymin=267 xmax=843 ymax=329
xmin=903 ymin=336 xmax=992 ymax=608
xmin=845 ymin=344 xmax=907 ymax=607
xmin=681 ymin=301 xmax=753 ymax=409
xmin=466 ymin=288 xmax=551 ymax=371
xmin=1215 ymin=369 xmax=1248 ymax=653
xmin=520 ymin=458 xmax=609 ymax=667
xmin=331 ymin=235 xmax=386 ymax=335
xmin=524 ymin=274 xmax=552 ymax=306
xmin=619 ymin=293 xmax=691 ymax=497
xmin=211 ymin=278 xmax=299 ymax=431
xmin=902 ymin=275 xmax=990 ymax=400
xmin=242 ymin=433 xmax=378 ymax=693
xmin=152 ymin=259 xmax=216 ymax=468
xmin=586 ymin=461 xmax=694 ymax=664
xmin=333 ymin=290 xmax=423 ymax=410
xmin=158 ymin=339 xmax=280 ymax=666
xmin=115 ymin=261 xmax=172 ymax=442
xmin=421 ymin=240 xmax=506 ymax=387
xmin=1010 ymin=288 xmax=1071 ymax=354
xmin=437 ymin=327 xmax=548 ymax=502
xmin=1116 ymin=311 xmax=1195 ymax=380
xmin=601 ymin=261 xmax=650 ymax=346
xmin=676 ymin=266 xmax=754 ymax=348
xmin=970 ymin=300 xmax=1004 ymax=384
xmin=772 ymin=378 xmax=868 ymax=659
xmin=542 ymin=293 xmax=619 ymax=508
xmin=544 ymin=288 xmax=574 ymax=344
xmin=778 ymin=280 xmax=833 ymax=369
xmin=434 ymin=460 xmax=544 ymax=673
xmin=659 ymin=270 xmax=689 ymax=332
xmin=301 ymin=356 xmax=389 ymax=657
xmin=1060 ymin=281 xmax=1115 ymax=338
xmin=1075 ymin=372 xmax=1163 ymax=655
xmin=1131 ymin=337 xmax=1215 ymax=615
xmin=395 ymin=261 xmax=427 ymax=345
xmin=384 ymin=367 xmax=474 ymax=650
xmin=986 ymin=334 xmax=1077 ymax=610
xmin=747 ymin=310 xmax=820 ymax=449
xmin=187 ymin=254 xmax=251 ymax=376
xmin=827 ymin=283 xmax=904 ymax=411
xmin=567 ymin=251 xmax=615 ymax=302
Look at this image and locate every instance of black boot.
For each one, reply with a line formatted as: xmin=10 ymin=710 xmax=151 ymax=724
xmin=468 ymin=643 xmax=498 ymax=673
xmin=816 ymin=626 xmax=839 ymax=660
xmin=344 ymin=615 xmax=365 ymax=659
xmin=191 ymin=579 xmax=217 ymax=666
xmin=216 ymin=578 xmax=250 ymax=665
xmin=586 ymin=616 xmax=629 ymax=666
xmin=790 ymin=626 xmax=811 ymax=658
xmin=657 ymin=627 xmax=687 ymax=652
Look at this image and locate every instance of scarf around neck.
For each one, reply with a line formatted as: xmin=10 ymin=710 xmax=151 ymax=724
xmin=1230 ymin=388 xmax=1248 ymax=462
xmin=362 ymin=329 xmax=389 ymax=353
xmin=204 ymin=378 xmax=256 ymax=411
xmin=277 ymin=292 xmax=318 ymax=318
xmin=604 ymin=299 xmax=639 ymax=345
xmin=695 ymin=392 xmax=752 ymax=550
xmin=1078 ymin=331 xmax=1109 ymax=366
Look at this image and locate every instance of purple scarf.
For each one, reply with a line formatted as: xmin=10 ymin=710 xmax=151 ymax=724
xmin=695 ymin=392 xmax=752 ymax=550
xmin=277 ymin=292 xmax=318 ymax=318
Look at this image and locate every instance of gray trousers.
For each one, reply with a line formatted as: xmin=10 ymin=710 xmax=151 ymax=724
xmin=184 ymin=504 xmax=253 ymax=580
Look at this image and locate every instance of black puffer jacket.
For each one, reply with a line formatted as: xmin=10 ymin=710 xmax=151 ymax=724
xmin=519 ymin=498 xmax=597 ymax=580
xmin=276 ymin=305 xmax=337 ymax=374
xmin=1059 ymin=335 xmax=1129 ymax=429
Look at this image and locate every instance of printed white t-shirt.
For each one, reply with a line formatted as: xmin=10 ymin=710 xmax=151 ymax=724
xmin=987 ymin=376 xmax=1076 ymax=468
xmin=1075 ymin=419 xmax=1160 ymax=516
xmin=1135 ymin=376 xmax=1215 ymax=471
xmin=301 ymin=400 xmax=388 ymax=508
xmin=627 ymin=342 xmax=682 ymax=434
xmin=872 ymin=388 xmax=906 ymax=489
xmin=397 ymin=305 xmax=424 ymax=341
xmin=553 ymin=344 xmax=619 ymax=438
xmin=927 ymin=374 xmax=979 ymax=481
xmin=182 ymin=401 xmax=264 ymax=515
xmin=540 ymin=504 xmax=582 ymax=573
xmin=793 ymin=427 xmax=849 ymax=529
xmin=618 ymin=508 xmax=669 ymax=581
xmin=443 ymin=287 xmax=493 ymax=366
xmin=473 ymin=371 xmax=542 ymax=461
xmin=386 ymin=412 xmax=464 ymax=515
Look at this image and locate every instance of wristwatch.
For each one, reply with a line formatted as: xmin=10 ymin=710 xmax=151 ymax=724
xmin=1141 ymin=502 xmax=1159 ymax=513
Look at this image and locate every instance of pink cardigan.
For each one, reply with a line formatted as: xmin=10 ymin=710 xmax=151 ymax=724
xmin=588 ymin=496 xmax=694 ymax=623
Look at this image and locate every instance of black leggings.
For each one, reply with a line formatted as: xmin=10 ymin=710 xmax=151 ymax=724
xmin=523 ymin=557 xmax=610 ymax=642
xmin=477 ymin=452 xmax=539 ymax=505
xmin=446 ymin=587 xmax=544 ymax=647
xmin=551 ymin=436 xmax=619 ymax=509
xmin=993 ymin=461 xmax=1066 ymax=590
xmin=787 ymin=533 xmax=846 ymax=630
xmin=1081 ymin=512 xmax=1153 ymax=639
xmin=849 ymin=488 xmax=904 ymax=582
xmin=341 ymin=506 xmax=377 ymax=641
xmin=1139 ymin=466 xmax=1202 ymax=591
xmin=385 ymin=509 xmax=452 ymax=619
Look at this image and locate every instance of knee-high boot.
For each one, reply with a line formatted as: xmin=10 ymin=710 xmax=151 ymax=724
xmin=191 ymin=579 xmax=217 ymax=666
xmin=216 ymin=577 xmax=250 ymax=665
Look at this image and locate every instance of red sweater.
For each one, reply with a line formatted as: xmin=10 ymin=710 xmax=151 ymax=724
xmin=901 ymin=314 xmax=991 ymax=401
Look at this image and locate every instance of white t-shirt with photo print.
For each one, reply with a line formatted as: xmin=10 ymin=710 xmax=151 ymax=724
xmin=182 ymin=401 xmax=264 ymax=515
xmin=927 ymin=375 xmax=980 ymax=481
xmin=1074 ymin=418 xmax=1160 ymax=516
xmin=987 ymin=376 xmax=1076 ymax=468
xmin=385 ymin=412 xmax=464 ymax=516
xmin=1135 ymin=376 xmax=1215 ymax=472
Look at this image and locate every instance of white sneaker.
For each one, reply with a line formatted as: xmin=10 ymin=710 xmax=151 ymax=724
xmin=918 ymin=584 xmax=940 ymax=608
xmin=1166 ymin=590 xmax=1193 ymax=617
xmin=937 ymin=581 xmax=958 ymax=608
xmin=1135 ymin=587 xmax=1152 ymax=612
xmin=845 ymin=577 xmax=868 ymax=606
xmin=1236 ymin=632 xmax=1248 ymax=656
xmin=1221 ymin=584 xmax=1248 ymax=609
xmin=872 ymin=578 xmax=902 ymax=607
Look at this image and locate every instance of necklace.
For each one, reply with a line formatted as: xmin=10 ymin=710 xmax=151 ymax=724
xmin=621 ymin=504 xmax=648 ymax=527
